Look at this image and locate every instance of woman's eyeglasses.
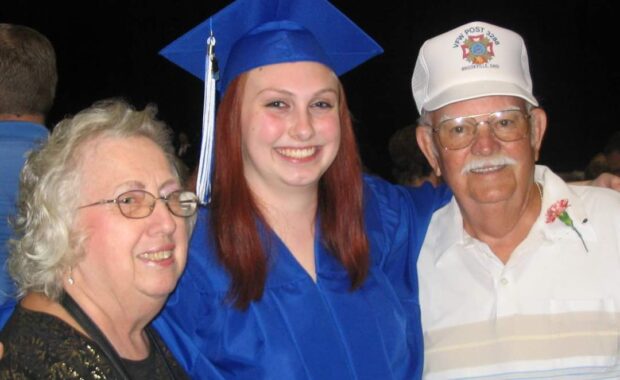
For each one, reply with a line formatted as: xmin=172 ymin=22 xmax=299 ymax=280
xmin=78 ymin=190 xmax=199 ymax=219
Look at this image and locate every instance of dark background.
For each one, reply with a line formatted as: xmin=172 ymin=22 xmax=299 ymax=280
xmin=2 ymin=1 xmax=619 ymax=181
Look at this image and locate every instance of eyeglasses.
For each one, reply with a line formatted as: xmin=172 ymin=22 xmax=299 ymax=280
xmin=78 ymin=190 xmax=199 ymax=219
xmin=431 ymin=109 xmax=531 ymax=150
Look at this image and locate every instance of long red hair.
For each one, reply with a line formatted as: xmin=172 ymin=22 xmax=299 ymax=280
xmin=211 ymin=72 xmax=369 ymax=309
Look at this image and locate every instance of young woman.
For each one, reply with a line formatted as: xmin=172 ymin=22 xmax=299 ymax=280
xmin=152 ymin=0 xmax=450 ymax=378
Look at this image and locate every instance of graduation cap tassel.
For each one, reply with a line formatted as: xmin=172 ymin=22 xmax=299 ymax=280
xmin=196 ymin=33 xmax=218 ymax=204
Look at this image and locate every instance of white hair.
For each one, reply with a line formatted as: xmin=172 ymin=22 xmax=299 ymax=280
xmin=8 ymin=98 xmax=191 ymax=300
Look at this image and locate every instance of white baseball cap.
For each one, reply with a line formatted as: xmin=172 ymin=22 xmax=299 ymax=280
xmin=412 ymin=21 xmax=538 ymax=113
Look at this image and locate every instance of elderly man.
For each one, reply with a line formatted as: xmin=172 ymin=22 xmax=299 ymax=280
xmin=413 ymin=21 xmax=620 ymax=379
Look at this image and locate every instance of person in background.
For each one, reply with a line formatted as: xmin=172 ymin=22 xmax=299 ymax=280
xmin=582 ymin=131 xmax=620 ymax=180
xmin=413 ymin=21 xmax=620 ymax=378
xmin=0 ymin=99 xmax=195 ymax=379
xmin=603 ymin=131 xmax=620 ymax=176
xmin=152 ymin=0 xmax=451 ymax=378
xmin=389 ymin=124 xmax=442 ymax=186
xmin=0 ymin=23 xmax=56 ymax=304
xmin=583 ymin=152 xmax=608 ymax=180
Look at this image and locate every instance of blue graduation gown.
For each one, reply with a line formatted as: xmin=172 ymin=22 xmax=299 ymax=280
xmin=153 ymin=176 xmax=451 ymax=379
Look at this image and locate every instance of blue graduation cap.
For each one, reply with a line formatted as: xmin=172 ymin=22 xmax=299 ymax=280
xmin=160 ymin=0 xmax=383 ymax=203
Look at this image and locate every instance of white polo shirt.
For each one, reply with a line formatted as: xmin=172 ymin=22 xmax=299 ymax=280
xmin=418 ymin=165 xmax=620 ymax=379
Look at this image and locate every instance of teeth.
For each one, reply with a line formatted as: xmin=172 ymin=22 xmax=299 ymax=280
xmin=462 ymin=156 xmax=517 ymax=175
xmin=276 ymin=147 xmax=316 ymax=159
xmin=139 ymin=251 xmax=172 ymax=261
xmin=471 ymin=165 xmax=503 ymax=173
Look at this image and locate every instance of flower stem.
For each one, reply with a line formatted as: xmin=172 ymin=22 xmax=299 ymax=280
xmin=571 ymin=225 xmax=589 ymax=253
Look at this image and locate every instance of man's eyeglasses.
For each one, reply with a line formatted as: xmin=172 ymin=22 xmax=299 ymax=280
xmin=431 ymin=109 xmax=531 ymax=150
xmin=78 ymin=190 xmax=199 ymax=219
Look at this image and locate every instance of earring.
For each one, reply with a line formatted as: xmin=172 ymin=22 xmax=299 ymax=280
xmin=67 ymin=267 xmax=74 ymax=285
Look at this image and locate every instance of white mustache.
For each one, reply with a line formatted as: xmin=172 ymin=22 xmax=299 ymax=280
xmin=461 ymin=155 xmax=517 ymax=175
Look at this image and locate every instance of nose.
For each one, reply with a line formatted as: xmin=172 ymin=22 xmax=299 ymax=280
xmin=289 ymin=109 xmax=315 ymax=141
xmin=470 ymin=121 xmax=500 ymax=156
xmin=147 ymin=199 xmax=177 ymax=236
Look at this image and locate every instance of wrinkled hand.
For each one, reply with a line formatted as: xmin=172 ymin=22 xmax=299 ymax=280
xmin=591 ymin=173 xmax=620 ymax=191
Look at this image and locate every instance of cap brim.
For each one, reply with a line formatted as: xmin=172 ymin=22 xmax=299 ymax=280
xmin=423 ymin=81 xmax=539 ymax=112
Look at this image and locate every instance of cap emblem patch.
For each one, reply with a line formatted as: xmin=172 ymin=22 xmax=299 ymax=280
xmin=461 ymin=35 xmax=494 ymax=64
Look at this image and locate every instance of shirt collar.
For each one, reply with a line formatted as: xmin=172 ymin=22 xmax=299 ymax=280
xmin=431 ymin=197 xmax=466 ymax=264
xmin=535 ymin=165 xmax=595 ymax=244
xmin=432 ymin=165 xmax=594 ymax=264
xmin=536 ymin=165 xmax=587 ymax=224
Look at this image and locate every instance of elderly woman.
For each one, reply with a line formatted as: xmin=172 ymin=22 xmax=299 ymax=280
xmin=0 ymin=99 xmax=196 ymax=379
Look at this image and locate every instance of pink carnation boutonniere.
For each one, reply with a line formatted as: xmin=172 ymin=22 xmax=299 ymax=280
xmin=545 ymin=199 xmax=588 ymax=252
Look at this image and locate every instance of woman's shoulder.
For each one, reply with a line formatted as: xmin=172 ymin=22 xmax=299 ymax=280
xmin=180 ymin=207 xmax=231 ymax=294
xmin=363 ymin=174 xmax=450 ymax=208
xmin=362 ymin=174 xmax=450 ymax=228
xmin=361 ymin=175 xmax=452 ymax=266
xmin=0 ymin=305 xmax=117 ymax=377
xmin=1 ymin=304 xmax=70 ymax=340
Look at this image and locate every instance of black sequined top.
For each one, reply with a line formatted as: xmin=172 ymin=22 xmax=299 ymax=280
xmin=0 ymin=304 xmax=188 ymax=379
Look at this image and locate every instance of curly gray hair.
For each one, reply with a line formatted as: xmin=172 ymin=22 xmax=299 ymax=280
xmin=8 ymin=98 xmax=188 ymax=300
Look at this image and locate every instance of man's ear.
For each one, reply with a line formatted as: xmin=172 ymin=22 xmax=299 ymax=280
xmin=416 ymin=125 xmax=442 ymax=177
xmin=529 ymin=107 xmax=547 ymax=161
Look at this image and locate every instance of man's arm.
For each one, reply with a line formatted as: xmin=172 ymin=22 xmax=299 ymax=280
xmin=573 ymin=173 xmax=620 ymax=191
